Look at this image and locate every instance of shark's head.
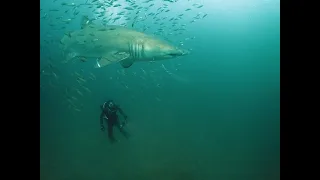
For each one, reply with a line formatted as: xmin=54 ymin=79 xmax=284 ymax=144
xmin=142 ymin=38 xmax=189 ymax=61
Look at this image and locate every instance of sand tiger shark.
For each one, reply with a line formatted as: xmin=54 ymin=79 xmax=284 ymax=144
xmin=59 ymin=16 xmax=189 ymax=68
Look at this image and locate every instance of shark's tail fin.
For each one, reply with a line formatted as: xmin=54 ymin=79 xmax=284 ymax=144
xmin=81 ymin=15 xmax=92 ymax=29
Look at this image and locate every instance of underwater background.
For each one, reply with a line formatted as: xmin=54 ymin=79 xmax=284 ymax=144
xmin=40 ymin=0 xmax=280 ymax=179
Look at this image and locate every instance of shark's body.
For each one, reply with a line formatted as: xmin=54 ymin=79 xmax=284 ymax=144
xmin=60 ymin=16 xmax=189 ymax=68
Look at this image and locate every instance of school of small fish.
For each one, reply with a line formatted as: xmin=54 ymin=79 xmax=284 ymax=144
xmin=40 ymin=0 xmax=207 ymax=113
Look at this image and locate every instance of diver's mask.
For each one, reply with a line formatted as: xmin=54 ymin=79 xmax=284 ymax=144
xmin=108 ymin=101 xmax=114 ymax=108
xmin=107 ymin=101 xmax=116 ymax=112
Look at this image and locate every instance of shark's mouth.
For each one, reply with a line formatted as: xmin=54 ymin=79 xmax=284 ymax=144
xmin=164 ymin=53 xmax=179 ymax=58
xmin=166 ymin=49 xmax=189 ymax=57
xmin=167 ymin=53 xmax=180 ymax=57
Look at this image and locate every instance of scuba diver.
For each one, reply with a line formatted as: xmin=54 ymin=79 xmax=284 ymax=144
xmin=100 ymin=100 xmax=130 ymax=143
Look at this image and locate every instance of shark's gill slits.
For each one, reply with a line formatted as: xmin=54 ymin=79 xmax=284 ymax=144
xmin=129 ymin=42 xmax=143 ymax=60
xmin=128 ymin=43 xmax=134 ymax=59
xmin=137 ymin=43 xmax=143 ymax=59
xmin=141 ymin=43 xmax=145 ymax=58
xmin=134 ymin=43 xmax=138 ymax=59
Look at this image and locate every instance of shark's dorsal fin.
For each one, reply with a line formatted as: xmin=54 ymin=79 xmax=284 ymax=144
xmin=81 ymin=16 xmax=92 ymax=29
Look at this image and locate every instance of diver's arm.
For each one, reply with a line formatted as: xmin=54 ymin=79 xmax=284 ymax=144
xmin=100 ymin=105 xmax=109 ymax=115
xmin=118 ymin=107 xmax=128 ymax=120
xmin=100 ymin=111 xmax=105 ymax=131
xmin=100 ymin=105 xmax=105 ymax=112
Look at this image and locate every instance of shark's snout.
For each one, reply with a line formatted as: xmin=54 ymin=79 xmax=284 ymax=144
xmin=179 ymin=49 xmax=190 ymax=56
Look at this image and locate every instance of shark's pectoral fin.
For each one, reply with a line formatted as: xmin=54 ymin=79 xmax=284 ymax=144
xmin=94 ymin=57 xmax=112 ymax=68
xmin=94 ymin=51 xmax=130 ymax=68
xmin=120 ymin=59 xmax=134 ymax=68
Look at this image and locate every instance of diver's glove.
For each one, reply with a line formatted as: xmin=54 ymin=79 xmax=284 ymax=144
xmin=119 ymin=121 xmax=127 ymax=129
xmin=100 ymin=125 xmax=105 ymax=131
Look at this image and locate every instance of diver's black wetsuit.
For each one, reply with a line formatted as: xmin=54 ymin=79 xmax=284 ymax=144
xmin=100 ymin=101 xmax=129 ymax=142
